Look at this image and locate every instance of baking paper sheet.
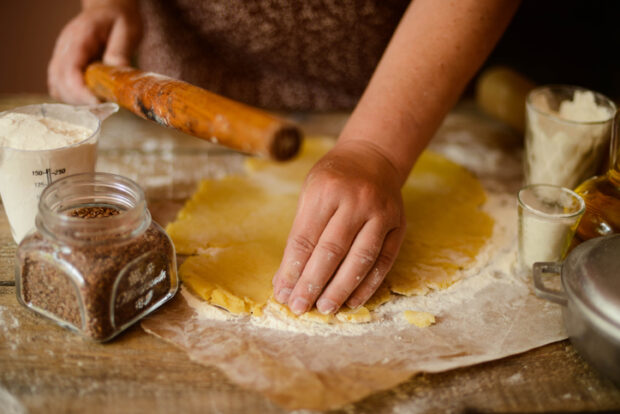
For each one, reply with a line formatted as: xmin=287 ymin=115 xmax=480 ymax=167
xmin=142 ymin=268 xmax=565 ymax=411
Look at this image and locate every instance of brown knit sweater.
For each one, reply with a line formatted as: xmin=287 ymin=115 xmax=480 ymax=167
xmin=137 ymin=0 xmax=409 ymax=111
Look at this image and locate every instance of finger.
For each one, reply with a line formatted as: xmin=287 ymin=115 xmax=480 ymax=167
xmin=315 ymin=218 xmax=386 ymax=314
xmin=103 ymin=16 xmax=137 ymax=66
xmin=57 ymin=45 xmax=100 ymax=104
xmin=286 ymin=207 xmax=363 ymax=315
xmin=272 ymin=193 xmax=337 ymax=304
xmin=346 ymin=222 xmax=406 ymax=309
xmin=48 ymin=30 xmax=76 ymax=101
xmin=66 ymin=70 xmax=100 ymax=105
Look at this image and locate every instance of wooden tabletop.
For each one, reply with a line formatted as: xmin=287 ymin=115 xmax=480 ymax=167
xmin=0 ymin=96 xmax=619 ymax=413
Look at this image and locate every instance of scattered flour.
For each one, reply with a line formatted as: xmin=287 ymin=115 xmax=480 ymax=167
xmin=0 ymin=305 xmax=20 ymax=330
xmin=505 ymin=372 xmax=523 ymax=384
xmin=0 ymin=305 xmax=20 ymax=351
xmin=0 ymin=386 xmax=26 ymax=414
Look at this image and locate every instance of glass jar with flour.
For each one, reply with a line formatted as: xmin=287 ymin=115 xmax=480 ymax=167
xmin=517 ymin=184 xmax=585 ymax=272
xmin=524 ymin=85 xmax=616 ymax=189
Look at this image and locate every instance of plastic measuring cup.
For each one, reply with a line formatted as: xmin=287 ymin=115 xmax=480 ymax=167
xmin=0 ymin=102 xmax=118 ymax=243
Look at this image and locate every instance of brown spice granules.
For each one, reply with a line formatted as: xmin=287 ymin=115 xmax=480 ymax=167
xmin=69 ymin=206 xmax=121 ymax=218
xmin=19 ymin=206 xmax=176 ymax=341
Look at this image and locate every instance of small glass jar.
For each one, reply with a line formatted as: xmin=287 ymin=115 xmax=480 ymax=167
xmin=15 ymin=172 xmax=178 ymax=341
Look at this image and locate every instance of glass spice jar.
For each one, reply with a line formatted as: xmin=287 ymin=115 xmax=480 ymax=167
xmin=15 ymin=172 xmax=178 ymax=341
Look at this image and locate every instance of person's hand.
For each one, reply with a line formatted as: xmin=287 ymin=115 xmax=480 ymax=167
xmin=48 ymin=0 xmax=142 ymax=104
xmin=272 ymin=140 xmax=407 ymax=315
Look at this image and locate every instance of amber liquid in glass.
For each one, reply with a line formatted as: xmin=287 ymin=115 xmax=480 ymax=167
xmin=574 ymin=111 xmax=620 ymax=242
xmin=574 ymin=172 xmax=620 ymax=241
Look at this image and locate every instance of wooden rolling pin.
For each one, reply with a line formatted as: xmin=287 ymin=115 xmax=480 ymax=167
xmin=84 ymin=63 xmax=302 ymax=161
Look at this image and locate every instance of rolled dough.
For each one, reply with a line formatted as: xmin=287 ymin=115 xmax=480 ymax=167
xmin=166 ymin=137 xmax=494 ymax=322
xmin=403 ymin=310 xmax=436 ymax=327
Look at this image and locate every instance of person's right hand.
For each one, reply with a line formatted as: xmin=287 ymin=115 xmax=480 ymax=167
xmin=48 ymin=0 xmax=142 ymax=104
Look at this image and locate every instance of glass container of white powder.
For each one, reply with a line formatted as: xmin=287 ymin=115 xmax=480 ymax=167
xmin=518 ymin=184 xmax=585 ymax=273
xmin=524 ymin=86 xmax=615 ymax=189
xmin=0 ymin=103 xmax=118 ymax=243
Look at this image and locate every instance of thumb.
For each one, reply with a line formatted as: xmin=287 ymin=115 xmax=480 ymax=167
xmin=102 ymin=17 xmax=138 ymax=67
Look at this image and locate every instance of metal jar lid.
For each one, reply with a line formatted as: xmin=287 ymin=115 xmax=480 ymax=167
xmin=562 ymin=235 xmax=620 ymax=332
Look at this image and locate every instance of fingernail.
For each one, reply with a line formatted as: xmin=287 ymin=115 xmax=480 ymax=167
xmin=290 ymin=297 xmax=309 ymax=315
xmin=346 ymin=298 xmax=361 ymax=309
xmin=317 ymin=298 xmax=337 ymax=315
xmin=275 ymin=288 xmax=292 ymax=304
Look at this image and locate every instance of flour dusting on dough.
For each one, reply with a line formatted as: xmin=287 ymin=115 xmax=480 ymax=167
xmin=181 ymin=189 xmax=516 ymax=336
xmin=165 ymin=133 xmax=527 ymax=337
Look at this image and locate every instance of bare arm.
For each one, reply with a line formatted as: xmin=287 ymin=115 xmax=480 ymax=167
xmin=273 ymin=0 xmax=520 ymax=315
xmin=344 ymin=0 xmax=520 ymax=182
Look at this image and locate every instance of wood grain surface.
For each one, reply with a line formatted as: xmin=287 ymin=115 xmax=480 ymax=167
xmin=2 ymin=228 xmax=620 ymax=414
xmin=0 ymin=95 xmax=619 ymax=413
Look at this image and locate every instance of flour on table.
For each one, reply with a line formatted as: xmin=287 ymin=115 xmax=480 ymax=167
xmin=0 ymin=386 xmax=26 ymax=414
xmin=0 ymin=305 xmax=21 ymax=351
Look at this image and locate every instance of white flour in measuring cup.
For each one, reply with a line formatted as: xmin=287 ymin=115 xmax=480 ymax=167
xmin=0 ymin=113 xmax=93 ymax=150
xmin=0 ymin=103 xmax=118 ymax=243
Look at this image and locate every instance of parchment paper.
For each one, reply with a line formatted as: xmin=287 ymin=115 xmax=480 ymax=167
xmin=97 ymin=105 xmax=567 ymax=411
xmin=142 ymin=267 xmax=565 ymax=411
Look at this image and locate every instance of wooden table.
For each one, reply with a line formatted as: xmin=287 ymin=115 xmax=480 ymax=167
xmin=1 ymin=95 xmax=619 ymax=413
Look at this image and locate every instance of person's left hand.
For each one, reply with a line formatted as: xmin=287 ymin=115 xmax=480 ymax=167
xmin=272 ymin=139 xmax=407 ymax=315
xmin=47 ymin=0 xmax=142 ymax=104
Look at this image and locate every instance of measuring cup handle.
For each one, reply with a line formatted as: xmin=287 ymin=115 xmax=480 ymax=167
xmin=532 ymin=261 xmax=567 ymax=306
xmin=79 ymin=102 xmax=119 ymax=121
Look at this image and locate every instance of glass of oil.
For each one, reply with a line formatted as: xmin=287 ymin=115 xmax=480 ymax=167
xmin=574 ymin=110 xmax=620 ymax=242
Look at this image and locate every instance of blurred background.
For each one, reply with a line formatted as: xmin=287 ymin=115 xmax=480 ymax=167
xmin=0 ymin=1 xmax=80 ymax=94
xmin=1 ymin=1 xmax=619 ymax=100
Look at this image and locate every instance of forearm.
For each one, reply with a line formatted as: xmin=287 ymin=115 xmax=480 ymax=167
xmin=340 ymin=0 xmax=520 ymax=184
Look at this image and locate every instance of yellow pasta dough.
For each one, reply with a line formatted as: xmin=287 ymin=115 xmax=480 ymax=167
xmin=167 ymin=137 xmax=494 ymax=323
xmin=403 ymin=310 xmax=436 ymax=327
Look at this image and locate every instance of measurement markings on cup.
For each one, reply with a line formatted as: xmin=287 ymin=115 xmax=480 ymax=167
xmin=32 ymin=168 xmax=67 ymax=187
